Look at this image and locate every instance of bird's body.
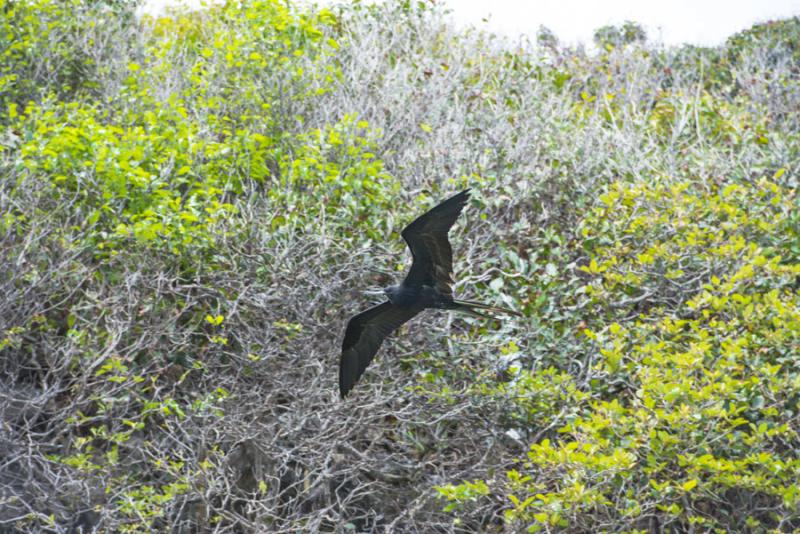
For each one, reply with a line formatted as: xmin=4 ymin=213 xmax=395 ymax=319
xmin=385 ymin=284 xmax=452 ymax=309
xmin=339 ymin=189 xmax=520 ymax=398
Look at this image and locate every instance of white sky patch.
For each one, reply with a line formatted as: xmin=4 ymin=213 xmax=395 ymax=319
xmin=141 ymin=0 xmax=800 ymax=47
xmin=445 ymin=0 xmax=800 ymax=47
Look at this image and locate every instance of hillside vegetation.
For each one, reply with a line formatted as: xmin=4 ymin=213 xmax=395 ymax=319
xmin=1 ymin=1 xmax=799 ymax=532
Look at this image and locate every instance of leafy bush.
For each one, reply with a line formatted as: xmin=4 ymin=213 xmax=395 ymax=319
xmin=0 ymin=0 xmax=140 ymax=110
xmin=481 ymin=176 xmax=800 ymax=532
xmin=1 ymin=0 xmax=799 ymax=532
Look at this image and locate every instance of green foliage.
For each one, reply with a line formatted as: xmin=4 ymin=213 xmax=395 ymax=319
xmin=726 ymin=17 xmax=800 ymax=65
xmin=270 ymin=113 xmax=401 ymax=238
xmin=0 ymin=0 xmax=138 ymax=111
xmin=2 ymin=0 xmax=799 ymax=531
xmin=10 ymin=99 xmax=235 ymax=255
xmin=436 ymin=479 xmax=490 ymax=512
xmin=426 ymin=24 xmax=799 ymax=530
xmin=579 ymin=173 xmax=795 ymax=316
xmin=593 ymin=21 xmax=647 ymax=50
xmin=437 ymin=175 xmax=800 ymax=531
xmin=1 ymin=0 xmax=351 ymax=530
xmin=3 ymin=0 xmax=347 ymax=260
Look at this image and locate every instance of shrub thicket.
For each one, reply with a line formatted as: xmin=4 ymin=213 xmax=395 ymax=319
xmin=1 ymin=1 xmax=798 ymax=532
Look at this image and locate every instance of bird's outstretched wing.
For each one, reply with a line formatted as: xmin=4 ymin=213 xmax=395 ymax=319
xmin=401 ymin=189 xmax=470 ymax=294
xmin=340 ymin=301 xmax=422 ymax=398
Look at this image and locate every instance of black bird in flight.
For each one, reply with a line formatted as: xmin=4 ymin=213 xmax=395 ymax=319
xmin=339 ymin=189 xmax=521 ymax=398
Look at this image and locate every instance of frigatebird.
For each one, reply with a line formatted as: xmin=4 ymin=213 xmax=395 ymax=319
xmin=339 ymin=189 xmax=521 ymax=398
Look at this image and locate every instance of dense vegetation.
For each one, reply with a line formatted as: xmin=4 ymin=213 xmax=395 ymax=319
xmin=1 ymin=1 xmax=798 ymax=531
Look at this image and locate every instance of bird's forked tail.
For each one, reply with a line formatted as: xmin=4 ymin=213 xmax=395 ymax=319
xmin=452 ymin=299 xmax=523 ymax=318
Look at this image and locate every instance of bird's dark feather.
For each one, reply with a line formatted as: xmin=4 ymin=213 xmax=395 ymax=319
xmin=338 ymin=188 xmax=500 ymax=398
xmin=401 ymin=189 xmax=471 ymax=294
xmin=339 ymin=301 xmax=422 ymax=398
